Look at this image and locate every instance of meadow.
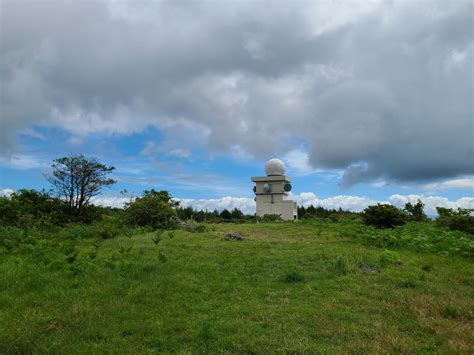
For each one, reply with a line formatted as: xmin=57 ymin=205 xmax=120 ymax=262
xmin=1 ymin=219 xmax=473 ymax=353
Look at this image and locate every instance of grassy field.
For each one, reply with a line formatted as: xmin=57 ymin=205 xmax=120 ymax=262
xmin=1 ymin=220 xmax=473 ymax=353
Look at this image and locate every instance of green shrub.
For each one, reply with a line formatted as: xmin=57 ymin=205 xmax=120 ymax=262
xmin=333 ymin=255 xmax=350 ymax=275
xmin=398 ymin=278 xmax=418 ymax=288
xmin=355 ymin=222 xmax=473 ymax=257
xmin=158 ymin=251 xmax=168 ymax=263
xmin=180 ymin=220 xmax=214 ymax=233
xmin=404 ymin=200 xmax=428 ymax=221
xmin=361 ymin=204 xmax=407 ymax=228
xmin=441 ymin=305 xmax=460 ymax=319
xmin=379 ymin=250 xmax=401 ymax=266
xmin=436 ymin=208 xmax=474 ymax=235
xmin=124 ymin=190 xmax=178 ymax=230
xmin=284 ymin=270 xmax=304 ymax=283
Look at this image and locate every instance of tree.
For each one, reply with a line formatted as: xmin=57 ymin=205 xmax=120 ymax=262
xmin=361 ymin=204 xmax=407 ymax=228
xmin=230 ymin=207 xmax=244 ymax=220
xmin=220 ymin=209 xmax=232 ymax=220
xmin=404 ymin=199 xmax=427 ymax=221
xmin=47 ymin=154 xmax=116 ymax=216
xmin=124 ymin=189 xmax=179 ymax=229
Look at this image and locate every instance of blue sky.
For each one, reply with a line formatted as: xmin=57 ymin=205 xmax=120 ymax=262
xmin=1 ymin=0 xmax=473 ymax=215
xmin=1 ymin=124 xmax=472 ymax=216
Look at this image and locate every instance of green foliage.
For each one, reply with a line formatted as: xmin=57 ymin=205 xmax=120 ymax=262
xmin=220 ymin=209 xmax=232 ymax=220
xmin=333 ymin=255 xmax=351 ymax=275
xmin=298 ymin=205 xmax=357 ymax=220
xmin=435 ymin=207 xmax=474 ymax=235
xmin=352 ymin=222 xmax=474 ymax=257
xmin=379 ymin=250 xmax=402 ymax=266
xmin=176 ymin=206 xmax=251 ymax=223
xmin=180 ymin=220 xmax=214 ymax=233
xmin=124 ymin=190 xmax=178 ymax=230
xmin=152 ymin=231 xmax=163 ymax=245
xmin=158 ymin=251 xmax=168 ymax=263
xmin=284 ymin=270 xmax=304 ymax=283
xmin=257 ymin=214 xmax=282 ymax=222
xmin=47 ymin=154 xmax=116 ymax=217
xmin=404 ymin=199 xmax=428 ymax=221
xmin=361 ymin=204 xmax=407 ymax=228
xmin=441 ymin=305 xmax=460 ymax=319
xmin=0 ymin=189 xmax=66 ymax=228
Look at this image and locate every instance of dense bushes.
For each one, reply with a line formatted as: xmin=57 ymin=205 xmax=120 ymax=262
xmin=436 ymin=207 xmax=474 ymax=235
xmin=176 ymin=206 xmax=251 ymax=223
xmin=123 ymin=190 xmax=179 ymax=230
xmin=347 ymin=222 xmax=474 ymax=257
xmin=361 ymin=204 xmax=407 ymax=228
xmin=298 ymin=205 xmax=357 ymax=220
xmin=0 ymin=189 xmax=67 ymax=227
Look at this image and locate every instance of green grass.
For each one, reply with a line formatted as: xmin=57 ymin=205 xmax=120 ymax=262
xmin=0 ymin=220 xmax=473 ymax=353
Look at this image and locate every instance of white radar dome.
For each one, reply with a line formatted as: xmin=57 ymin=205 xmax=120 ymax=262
xmin=264 ymin=158 xmax=286 ymax=176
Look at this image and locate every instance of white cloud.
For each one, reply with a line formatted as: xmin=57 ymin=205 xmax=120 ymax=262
xmin=283 ymin=149 xmax=318 ymax=176
xmin=1 ymin=0 xmax=472 ymax=184
xmin=173 ymin=192 xmax=474 ymax=216
xmin=291 ymin=192 xmax=384 ymax=212
xmin=0 ymin=188 xmax=14 ymax=197
xmin=421 ymin=177 xmax=474 ymax=191
xmin=91 ymin=195 xmax=132 ymax=209
xmin=178 ymin=196 xmax=256 ymax=215
xmin=389 ymin=194 xmax=474 ymax=216
xmin=168 ymin=149 xmax=191 ymax=158
xmin=0 ymin=155 xmax=49 ymax=170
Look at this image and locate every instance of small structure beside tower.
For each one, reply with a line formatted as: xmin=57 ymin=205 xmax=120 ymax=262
xmin=252 ymin=158 xmax=298 ymax=221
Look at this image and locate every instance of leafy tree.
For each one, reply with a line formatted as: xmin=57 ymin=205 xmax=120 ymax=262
xmin=124 ymin=189 xmax=179 ymax=229
xmin=230 ymin=208 xmax=244 ymax=220
xmin=404 ymin=199 xmax=427 ymax=221
xmin=46 ymin=154 xmax=116 ymax=216
xmin=220 ymin=209 xmax=232 ymax=220
xmin=361 ymin=204 xmax=407 ymax=228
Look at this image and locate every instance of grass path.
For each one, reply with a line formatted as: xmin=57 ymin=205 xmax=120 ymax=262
xmin=1 ymin=221 xmax=473 ymax=353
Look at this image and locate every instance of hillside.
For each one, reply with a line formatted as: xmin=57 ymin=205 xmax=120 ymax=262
xmin=1 ymin=220 xmax=473 ymax=353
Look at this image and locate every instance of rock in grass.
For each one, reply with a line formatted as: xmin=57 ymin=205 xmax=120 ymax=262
xmin=360 ymin=266 xmax=378 ymax=273
xmin=225 ymin=232 xmax=243 ymax=241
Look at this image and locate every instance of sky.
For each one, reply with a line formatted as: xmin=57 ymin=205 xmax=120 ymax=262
xmin=0 ymin=0 xmax=473 ymax=215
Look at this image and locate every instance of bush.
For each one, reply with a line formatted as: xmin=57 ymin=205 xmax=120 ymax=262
xmin=124 ymin=190 xmax=179 ymax=230
xmin=379 ymin=250 xmax=401 ymax=266
xmin=436 ymin=208 xmax=474 ymax=235
xmin=404 ymin=200 xmax=428 ymax=222
xmin=361 ymin=204 xmax=407 ymax=228
xmin=333 ymin=255 xmax=351 ymax=275
xmin=354 ymin=222 xmax=473 ymax=257
xmin=284 ymin=270 xmax=304 ymax=283
xmin=180 ymin=220 xmax=214 ymax=233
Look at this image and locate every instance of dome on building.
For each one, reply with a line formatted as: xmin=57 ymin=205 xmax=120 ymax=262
xmin=264 ymin=158 xmax=286 ymax=176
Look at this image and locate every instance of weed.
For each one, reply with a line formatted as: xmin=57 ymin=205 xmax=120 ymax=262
xmin=421 ymin=264 xmax=433 ymax=272
xmin=198 ymin=320 xmax=215 ymax=342
xmin=379 ymin=250 xmax=401 ymax=267
xmin=398 ymin=279 xmax=418 ymax=288
xmin=441 ymin=305 xmax=459 ymax=319
xmin=333 ymin=255 xmax=350 ymax=275
xmin=152 ymin=231 xmax=163 ymax=245
xmin=158 ymin=251 xmax=168 ymax=263
xmin=284 ymin=270 xmax=304 ymax=283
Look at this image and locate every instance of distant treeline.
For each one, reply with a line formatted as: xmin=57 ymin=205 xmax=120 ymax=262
xmin=1 ymin=154 xmax=472 ymax=236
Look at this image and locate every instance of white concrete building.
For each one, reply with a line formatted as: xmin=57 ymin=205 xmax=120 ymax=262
xmin=252 ymin=158 xmax=298 ymax=221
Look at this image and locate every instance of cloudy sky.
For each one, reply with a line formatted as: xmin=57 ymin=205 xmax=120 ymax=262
xmin=0 ymin=0 xmax=473 ymax=214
